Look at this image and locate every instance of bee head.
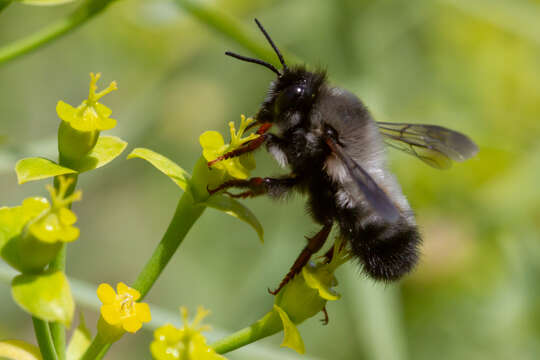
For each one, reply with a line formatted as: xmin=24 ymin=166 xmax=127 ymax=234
xmin=225 ymin=19 xmax=326 ymax=127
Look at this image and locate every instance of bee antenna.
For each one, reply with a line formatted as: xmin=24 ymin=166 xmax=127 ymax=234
xmin=254 ymin=18 xmax=288 ymax=71
xmin=225 ymin=51 xmax=282 ymax=77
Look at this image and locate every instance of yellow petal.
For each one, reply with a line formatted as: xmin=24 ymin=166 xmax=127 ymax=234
xmin=101 ymin=304 xmax=121 ymax=325
xmin=97 ymin=283 xmax=116 ymax=304
xmin=122 ymin=316 xmax=142 ymax=333
xmin=58 ymin=208 xmax=77 ymax=226
xmin=135 ymin=303 xmax=151 ymax=323
xmin=94 ymin=102 xmax=112 ymax=118
xmin=302 ymin=266 xmax=340 ymax=301
xmin=117 ymin=282 xmax=140 ymax=301
xmin=199 ymin=131 xmax=225 ymax=151
xmin=224 ymin=160 xmax=249 ymax=179
xmin=56 ymin=101 xmax=77 ymax=123
xmin=96 ymin=116 xmax=117 ymax=131
xmin=59 ymin=226 xmax=79 ymax=243
xmin=273 ymin=305 xmax=305 ymax=354
xmin=22 ymin=197 xmax=50 ymax=214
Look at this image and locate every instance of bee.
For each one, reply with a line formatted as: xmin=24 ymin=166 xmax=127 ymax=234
xmin=209 ymin=19 xmax=478 ymax=294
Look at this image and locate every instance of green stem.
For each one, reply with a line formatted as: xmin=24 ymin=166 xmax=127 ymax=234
xmin=32 ymin=316 xmax=58 ymax=360
xmin=81 ymin=188 xmax=206 ymax=359
xmin=132 ymin=190 xmax=206 ymax=298
xmin=46 ymin=174 xmax=78 ymax=360
xmin=211 ymin=310 xmax=283 ymax=354
xmin=0 ymin=0 xmax=12 ymax=14
xmin=175 ymin=0 xmax=300 ymax=66
xmin=80 ymin=332 xmax=110 ymax=360
xmin=0 ymin=0 xmax=118 ymax=65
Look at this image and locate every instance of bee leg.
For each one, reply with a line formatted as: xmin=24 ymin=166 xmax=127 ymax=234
xmin=320 ymin=306 xmax=329 ymax=326
xmin=269 ymin=222 xmax=333 ymax=295
xmin=207 ymin=123 xmax=273 ymax=167
xmin=207 ymin=176 xmax=297 ymax=198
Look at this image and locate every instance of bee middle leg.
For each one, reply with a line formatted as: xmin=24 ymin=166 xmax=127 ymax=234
xmin=269 ymin=222 xmax=333 ymax=295
xmin=208 ymin=176 xmax=297 ymax=199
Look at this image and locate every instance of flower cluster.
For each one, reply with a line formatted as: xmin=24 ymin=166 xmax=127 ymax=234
xmin=25 ymin=177 xmax=81 ymax=244
xmin=0 ymin=176 xmax=81 ymax=273
xmin=150 ymin=306 xmax=226 ymax=360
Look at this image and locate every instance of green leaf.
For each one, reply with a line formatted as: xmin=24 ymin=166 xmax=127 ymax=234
xmin=73 ymin=135 xmax=127 ymax=173
xmin=11 ymin=270 xmax=74 ymax=327
xmin=127 ymin=147 xmax=191 ymax=191
xmin=204 ymin=194 xmax=264 ymax=243
xmin=273 ymin=304 xmax=305 ymax=354
xmin=15 ymin=158 xmax=76 ymax=184
xmin=67 ymin=313 xmax=92 ymax=360
xmin=0 ymin=339 xmax=42 ymax=360
xmin=18 ymin=0 xmax=78 ymax=6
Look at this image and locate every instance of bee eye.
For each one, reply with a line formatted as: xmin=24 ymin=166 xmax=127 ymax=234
xmin=275 ymin=85 xmax=305 ymax=113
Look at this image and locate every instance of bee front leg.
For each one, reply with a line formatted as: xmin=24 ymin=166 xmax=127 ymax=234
xmin=207 ymin=123 xmax=273 ymax=167
xmin=207 ymin=176 xmax=298 ymax=199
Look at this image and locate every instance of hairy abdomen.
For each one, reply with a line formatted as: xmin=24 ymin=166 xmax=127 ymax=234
xmin=338 ymin=211 xmax=421 ymax=281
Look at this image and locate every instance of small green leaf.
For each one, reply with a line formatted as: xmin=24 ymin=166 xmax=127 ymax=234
xmin=12 ymin=270 xmax=74 ymax=327
xmin=273 ymin=304 xmax=305 ymax=354
xmin=127 ymin=147 xmax=191 ymax=191
xmin=73 ymin=135 xmax=127 ymax=173
xmin=18 ymin=0 xmax=77 ymax=6
xmin=0 ymin=339 xmax=42 ymax=360
xmin=15 ymin=158 xmax=76 ymax=184
xmin=67 ymin=313 xmax=92 ymax=360
xmin=204 ymin=194 xmax=264 ymax=243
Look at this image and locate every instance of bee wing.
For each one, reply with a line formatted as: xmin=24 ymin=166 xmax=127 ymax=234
xmin=324 ymin=136 xmax=401 ymax=223
xmin=377 ymin=122 xmax=479 ymax=169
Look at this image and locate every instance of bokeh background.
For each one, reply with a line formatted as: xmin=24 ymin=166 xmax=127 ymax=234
xmin=1 ymin=0 xmax=539 ymax=359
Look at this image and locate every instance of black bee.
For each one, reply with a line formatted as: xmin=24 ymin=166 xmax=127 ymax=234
xmin=209 ymin=19 xmax=478 ymax=294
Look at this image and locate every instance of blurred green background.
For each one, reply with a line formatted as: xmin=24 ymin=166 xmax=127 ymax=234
xmin=1 ymin=0 xmax=539 ymax=359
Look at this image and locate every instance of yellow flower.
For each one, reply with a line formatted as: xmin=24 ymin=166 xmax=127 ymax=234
xmin=199 ymin=115 xmax=259 ymax=180
xmin=271 ymin=238 xmax=351 ymax=353
xmin=57 ymin=73 xmax=118 ymax=162
xmin=97 ymin=282 xmax=151 ymax=334
xmin=57 ymin=72 xmax=118 ymax=132
xmin=150 ymin=306 xmax=226 ymax=360
xmin=26 ymin=176 xmax=81 ymax=244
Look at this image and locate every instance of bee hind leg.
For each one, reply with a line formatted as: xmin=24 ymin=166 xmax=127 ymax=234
xmin=269 ymin=222 xmax=333 ymax=295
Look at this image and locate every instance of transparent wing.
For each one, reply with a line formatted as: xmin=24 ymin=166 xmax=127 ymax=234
xmin=324 ymin=137 xmax=400 ymax=223
xmin=377 ymin=122 xmax=479 ymax=169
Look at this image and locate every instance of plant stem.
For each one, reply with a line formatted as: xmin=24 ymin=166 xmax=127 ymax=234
xmin=80 ymin=333 xmax=110 ymax=360
xmin=133 ymin=191 xmax=206 ymax=298
xmin=211 ymin=310 xmax=283 ymax=354
xmin=0 ymin=0 xmax=12 ymax=14
xmin=175 ymin=0 xmax=301 ymax=66
xmin=0 ymin=0 xmax=117 ymax=65
xmin=46 ymin=174 xmax=78 ymax=360
xmin=32 ymin=316 xmax=58 ymax=360
xmin=81 ymin=189 xmax=206 ymax=359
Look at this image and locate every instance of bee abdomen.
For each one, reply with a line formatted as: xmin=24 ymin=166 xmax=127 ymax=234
xmin=346 ymin=219 xmax=421 ymax=281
